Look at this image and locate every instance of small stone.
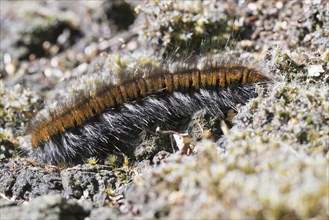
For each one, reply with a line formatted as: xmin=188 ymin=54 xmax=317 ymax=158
xmin=247 ymin=2 xmax=258 ymax=11
xmin=307 ymin=65 xmax=324 ymax=77
xmin=321 ymin=51 xmax=329 ymax=61
xmin=50 ymin=57 xmax=60 ymax=68
xmin=275 ymin=2 xmax=283 ymax=9
xmin=3 ymin=53 xmax=11 ymax=64
xmin=5 ymin=63 xmax=16 ymax=75
xmin=240 ymin=40 xmax=254 ymax=49
xmin=127 ymin=41 xmax=137 ymax=51
xmin=303 ymin=34 xmax=312 ymax=42
xmin=84 ymin=43 xmax=98 ymax=57
xmin=280 ymin=21 xmax=288 ymax=30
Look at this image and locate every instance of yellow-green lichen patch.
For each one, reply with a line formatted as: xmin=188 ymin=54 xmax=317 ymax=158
xmin=138 ymin=0 xmax=237 ymax=58
xmin=126 ymin=138 xmax=328 ymax=219
xmin=235 ymin=50 xmax=329 ymax=155
xmin=0 ymin=84 xmax=42 ymax=159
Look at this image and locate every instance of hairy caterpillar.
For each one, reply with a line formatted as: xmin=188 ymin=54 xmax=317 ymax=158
xmin=29 ymin=55 xmax=270 ymax=165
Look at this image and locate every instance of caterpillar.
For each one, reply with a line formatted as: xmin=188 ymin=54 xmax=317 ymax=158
xmin=28 ymin=55 xmax=270 ymax=165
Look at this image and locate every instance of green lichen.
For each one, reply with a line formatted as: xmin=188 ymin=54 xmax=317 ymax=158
xmin=127 ymin=138 xmax=328 ymax=219
xmin=0 ymin=84 xmax=42 ymax=159
xmin=87 ymin=157 xmax=99 ymax=165
xmin=139 ymin=0 xmax=237 ymax=58
xmin=235 ymin=50 xmax=329 ymax=155
xmin=0 ymin=129 xmax=18 ymax=160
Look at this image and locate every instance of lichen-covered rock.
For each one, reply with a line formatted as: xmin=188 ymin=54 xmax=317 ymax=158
xmin=89 ymin=207 xmax=121 ymax=220
xmin=0 ymin=84 xmax=41 ymax=160
xmin=235 ymin=82 xmax=329 ymax=155
xmin=139 ymin=0 xmax=235 ymax=57
xmin=0 ymin=160 xmax=63 ymax=201
xmin=126 ymin=139 xmax=328 ymax=219
xmin=0 ymin=194 xmax=89 ymax=220
xmin=60 ymin=164 xmax=135 ymax=207
xmin=234 ymin=50 xmax=329 ymax=155
xmin=0 ymin=198 xmax=17 ymax=208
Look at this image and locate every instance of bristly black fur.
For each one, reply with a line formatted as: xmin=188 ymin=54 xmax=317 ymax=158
xmin=30 ymin=83 xmax=264 ymax=165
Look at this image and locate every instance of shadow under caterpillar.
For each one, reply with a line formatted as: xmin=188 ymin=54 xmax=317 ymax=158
xmin=29 ymin=57 xmax=270 ymax=165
